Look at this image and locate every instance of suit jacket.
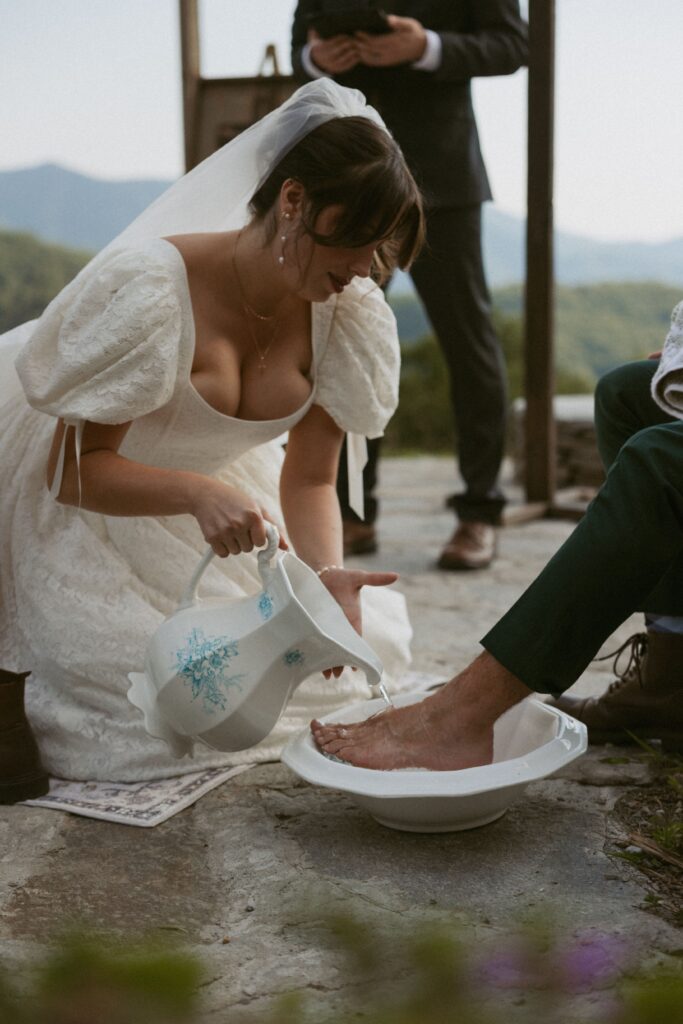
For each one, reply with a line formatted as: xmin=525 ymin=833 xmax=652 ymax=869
xmin=291 ymin=1 xmax=528 ymax=208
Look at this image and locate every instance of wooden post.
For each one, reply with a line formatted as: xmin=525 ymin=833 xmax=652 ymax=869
xmin=179 ymin=0 xmax=201 ymax=172
xmin=524 ymin=0 xmax=556 ymax=502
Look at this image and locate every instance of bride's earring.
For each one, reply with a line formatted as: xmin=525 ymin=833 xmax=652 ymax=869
xmin=279 ymin=211 xmax=291 ymax=267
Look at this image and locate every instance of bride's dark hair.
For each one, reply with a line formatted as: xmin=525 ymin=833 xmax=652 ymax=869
xmin=249 ymin=116 xmax=424 ymax=283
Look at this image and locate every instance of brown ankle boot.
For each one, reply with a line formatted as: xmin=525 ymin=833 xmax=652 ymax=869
xmin=550 ymin=632 xmax=683 ymax=751
xmin=342 ymin=520 xmax=377 ymax=557
xmin=0 ymin=669 xmax=50 ymax=804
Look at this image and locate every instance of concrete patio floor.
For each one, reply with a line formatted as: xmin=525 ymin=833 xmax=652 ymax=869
xmin=1 ymin=456 xmax=681 ymax=1020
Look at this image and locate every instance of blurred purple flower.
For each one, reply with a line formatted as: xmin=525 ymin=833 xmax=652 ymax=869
xmin=476 ymin=948 xmax=541 ymax=990
xmin=556 ymin=933 xmax=630 ymax=992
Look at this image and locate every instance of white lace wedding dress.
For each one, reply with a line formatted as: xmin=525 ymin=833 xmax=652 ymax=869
xmin=0 ymin=239 xmax=413 ymax=781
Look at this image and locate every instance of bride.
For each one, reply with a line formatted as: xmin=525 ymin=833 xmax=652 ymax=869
xmin=0 ymin=79 xmax=424 ymax=794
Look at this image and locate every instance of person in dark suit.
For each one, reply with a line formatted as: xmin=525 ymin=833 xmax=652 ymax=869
xmin=291 ymin=1 xmax=528 ymax=569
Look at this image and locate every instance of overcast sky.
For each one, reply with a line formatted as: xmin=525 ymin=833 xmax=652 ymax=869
xmin=2 ymin=0 xmax=682 ymax=243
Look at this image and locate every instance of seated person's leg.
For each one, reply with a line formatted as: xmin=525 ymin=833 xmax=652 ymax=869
xmin=314 ymin=418 xmax=683 ymax=768
xmin=484 ymin=420 xmax=683 ymax=693
xmin=558 ymin=361 xmax=683 ymax=747
xmin=595 ymin=360 xmax=675 ymax=469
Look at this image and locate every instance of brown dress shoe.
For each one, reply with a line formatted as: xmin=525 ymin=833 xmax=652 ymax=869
xmin=549 ymin=631 xmax=683 ymax=752
xmin=437 ymin=521 xmax=496 ymax=571
xmin=0 ymin=670 xmax=50 ymax=804
xmin=342 ymin=520 xmax=378 ymax=557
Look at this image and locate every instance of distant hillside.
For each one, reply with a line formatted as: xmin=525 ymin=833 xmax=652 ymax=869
xmin=484 ymin=209 xmax=683 ymax=288
xmin=0 ymin=230 xmax=90 ymax=333
xmin=0 ymin=164 xmax=170 ymax=252
xmin=390 ymin=282 xmax=682 ymax=388
xmin=2 ymin=163 xmax=683 ymax=286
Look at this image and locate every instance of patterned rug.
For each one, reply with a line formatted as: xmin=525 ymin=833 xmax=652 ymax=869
xmin=23 ymin=765 xmax=251 ymax=827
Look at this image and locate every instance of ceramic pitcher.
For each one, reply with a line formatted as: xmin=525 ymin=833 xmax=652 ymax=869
xmin=128 ymin=525 xmax=384 ymax=756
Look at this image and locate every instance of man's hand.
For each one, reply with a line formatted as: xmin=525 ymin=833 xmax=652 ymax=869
xmin=355 ymin=14 xmax=427 ymax=67
xmin=308 ymin=30 xmax=360 ymax=74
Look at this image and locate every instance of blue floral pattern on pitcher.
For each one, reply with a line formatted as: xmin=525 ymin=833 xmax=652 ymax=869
xmin=258 ymin=591 xmax=274 ymax=621
xmin=174 ymin=627 xmax=245 ymax=713
xmin=283 ymin=648 xmax=305 ymax=667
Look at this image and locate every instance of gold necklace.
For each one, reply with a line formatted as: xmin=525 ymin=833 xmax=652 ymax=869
xmin=232 ymin=231 xmax=281 ymax=371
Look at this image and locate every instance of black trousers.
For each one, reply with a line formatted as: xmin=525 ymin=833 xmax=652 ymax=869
xmin=338 ymin=204 xmax=507 ymax=525
xmin=483 ymin=360 xmax=683 ymax=695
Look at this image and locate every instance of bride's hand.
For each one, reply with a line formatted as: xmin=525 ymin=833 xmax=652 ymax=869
xmin=191 ymin=479 xmax=287 ymax=557
xmin=318 ymin=567 xmax=398 ymax=679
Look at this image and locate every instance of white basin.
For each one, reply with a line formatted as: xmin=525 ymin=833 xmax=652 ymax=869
xmin=281 ymin=692 xmax=587 ymax=833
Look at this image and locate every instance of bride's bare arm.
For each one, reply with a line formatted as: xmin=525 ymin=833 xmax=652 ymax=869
xmin=281 ymin=405 xmax=397 ymax=654
xmin=279 ymin=403 xmax=345 ymax=571
xmin=47 ymin=418 xmax=272 ymax=555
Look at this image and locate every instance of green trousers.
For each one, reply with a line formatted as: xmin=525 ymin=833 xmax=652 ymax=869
xmin=482 ymin=360 xmax=683 ymax=695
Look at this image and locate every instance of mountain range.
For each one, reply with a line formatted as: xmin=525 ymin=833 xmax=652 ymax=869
xmin=1 ymin=163 xmax=682 ymax=288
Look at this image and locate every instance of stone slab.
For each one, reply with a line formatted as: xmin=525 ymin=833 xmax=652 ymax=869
xmin=1 ymin=456 xmax=679 ymax=1021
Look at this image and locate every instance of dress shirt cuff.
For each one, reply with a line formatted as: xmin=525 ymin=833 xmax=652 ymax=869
xmin=411 ymin=29 xmax=442 ymax=72
xmin=301 ymin=42 xmax=329 ymax=80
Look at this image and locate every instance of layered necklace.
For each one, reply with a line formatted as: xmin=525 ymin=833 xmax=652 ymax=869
xmin=231 ymin=230 xmax=282 ymax=372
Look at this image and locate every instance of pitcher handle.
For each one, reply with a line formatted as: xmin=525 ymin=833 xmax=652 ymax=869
xmin=176 ymin=523 xmax=280 ymax=611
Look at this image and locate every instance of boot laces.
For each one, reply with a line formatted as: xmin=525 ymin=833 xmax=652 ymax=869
xmin=592 ymin=632 xmax=648 ymax=693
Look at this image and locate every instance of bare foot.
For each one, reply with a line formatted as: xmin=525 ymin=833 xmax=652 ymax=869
xmin=311 ymin=652 xmax=531 ymax=771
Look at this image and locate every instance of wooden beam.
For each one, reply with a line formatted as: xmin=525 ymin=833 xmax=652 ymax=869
xmin=179 ymin=0 xmax=201 ymax=171
xmin=524 ymin=0 xmax=556 ymax=501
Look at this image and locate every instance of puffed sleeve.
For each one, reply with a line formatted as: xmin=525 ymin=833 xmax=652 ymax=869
xmin=314 ymin=277 xmax=400 ymax=518
xmin=15 ymin=242 xmax=192 ymax=499
xmin=315 ymin=276 xmax=400 ymax=439
xmin=16 ymin=243 xmax=190 ymax=424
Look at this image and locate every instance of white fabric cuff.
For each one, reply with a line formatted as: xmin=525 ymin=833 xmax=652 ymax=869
xmin=301 ymin=42 xmax=329 ymax=80
xmin=411 ymin=29 xmax=442 ymax=72
xmin=347 ymin=432 xmax=368 ymax=520
xmin=651 ymin=301 xmax=683 ymax=418
xmin=50 ymin=418 xmax=84 ymax=506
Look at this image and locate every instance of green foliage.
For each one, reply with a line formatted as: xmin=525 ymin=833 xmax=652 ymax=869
xmin=651 ymin=820 xmax=683 ymax=855
xmin=0 ymin=933 xmax=201 ymax=1024
xmin=384 ymin=310 xmax=590 ymax=453
xmin=266 ymin=913 xmax=683 ymax=1024
xmin=469 ymin=281 xmax=680 ymax=387
xmin=391 ymin=282 xmax=680 ymax=386
xmin=495 ymin=304 xmax=594 ymax=400
xmin=619 ymin=976 xmax=683 ymax=1024
xmin=386 ymin=281 xmax=680 ymax=453
xmin=0 ymin=230 xmax=90 ymax=332
xmin=384 ymin=333 xmax=454 ymax=453
xmin=384 ymin=310 xmax=523 ymax=453
xmin=2 ymin=918 xmax=682 ymax=1023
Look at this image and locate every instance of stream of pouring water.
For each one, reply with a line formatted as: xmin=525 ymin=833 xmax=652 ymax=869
xmin=377 ymin=680 xmax=394 ymax=707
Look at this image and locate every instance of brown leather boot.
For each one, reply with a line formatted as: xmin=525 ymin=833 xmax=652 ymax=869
xmin=549 ymin=632 xmax=683 ymax=751
xmin=0 ymin=669 xmax=50 ymax=803
xmin=342 ymin=520 xmax=378 ymax=557
xmin=438 ymin=521 xmax=497 ymax=571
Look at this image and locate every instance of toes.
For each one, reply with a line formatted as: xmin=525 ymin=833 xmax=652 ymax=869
xmin=315 ymin=735 xmax=349 ymax=755
xmin=311 ymin=721 xmax=361 ymax=743
xmin=311 ymin=719 xmax=343 ymax=736
xmin=311 ymin=724 xmax=344 ymax=745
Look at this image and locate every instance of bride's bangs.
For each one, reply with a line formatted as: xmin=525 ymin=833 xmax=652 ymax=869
xmin=307 ymin=161 xmax=425 ymax=275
